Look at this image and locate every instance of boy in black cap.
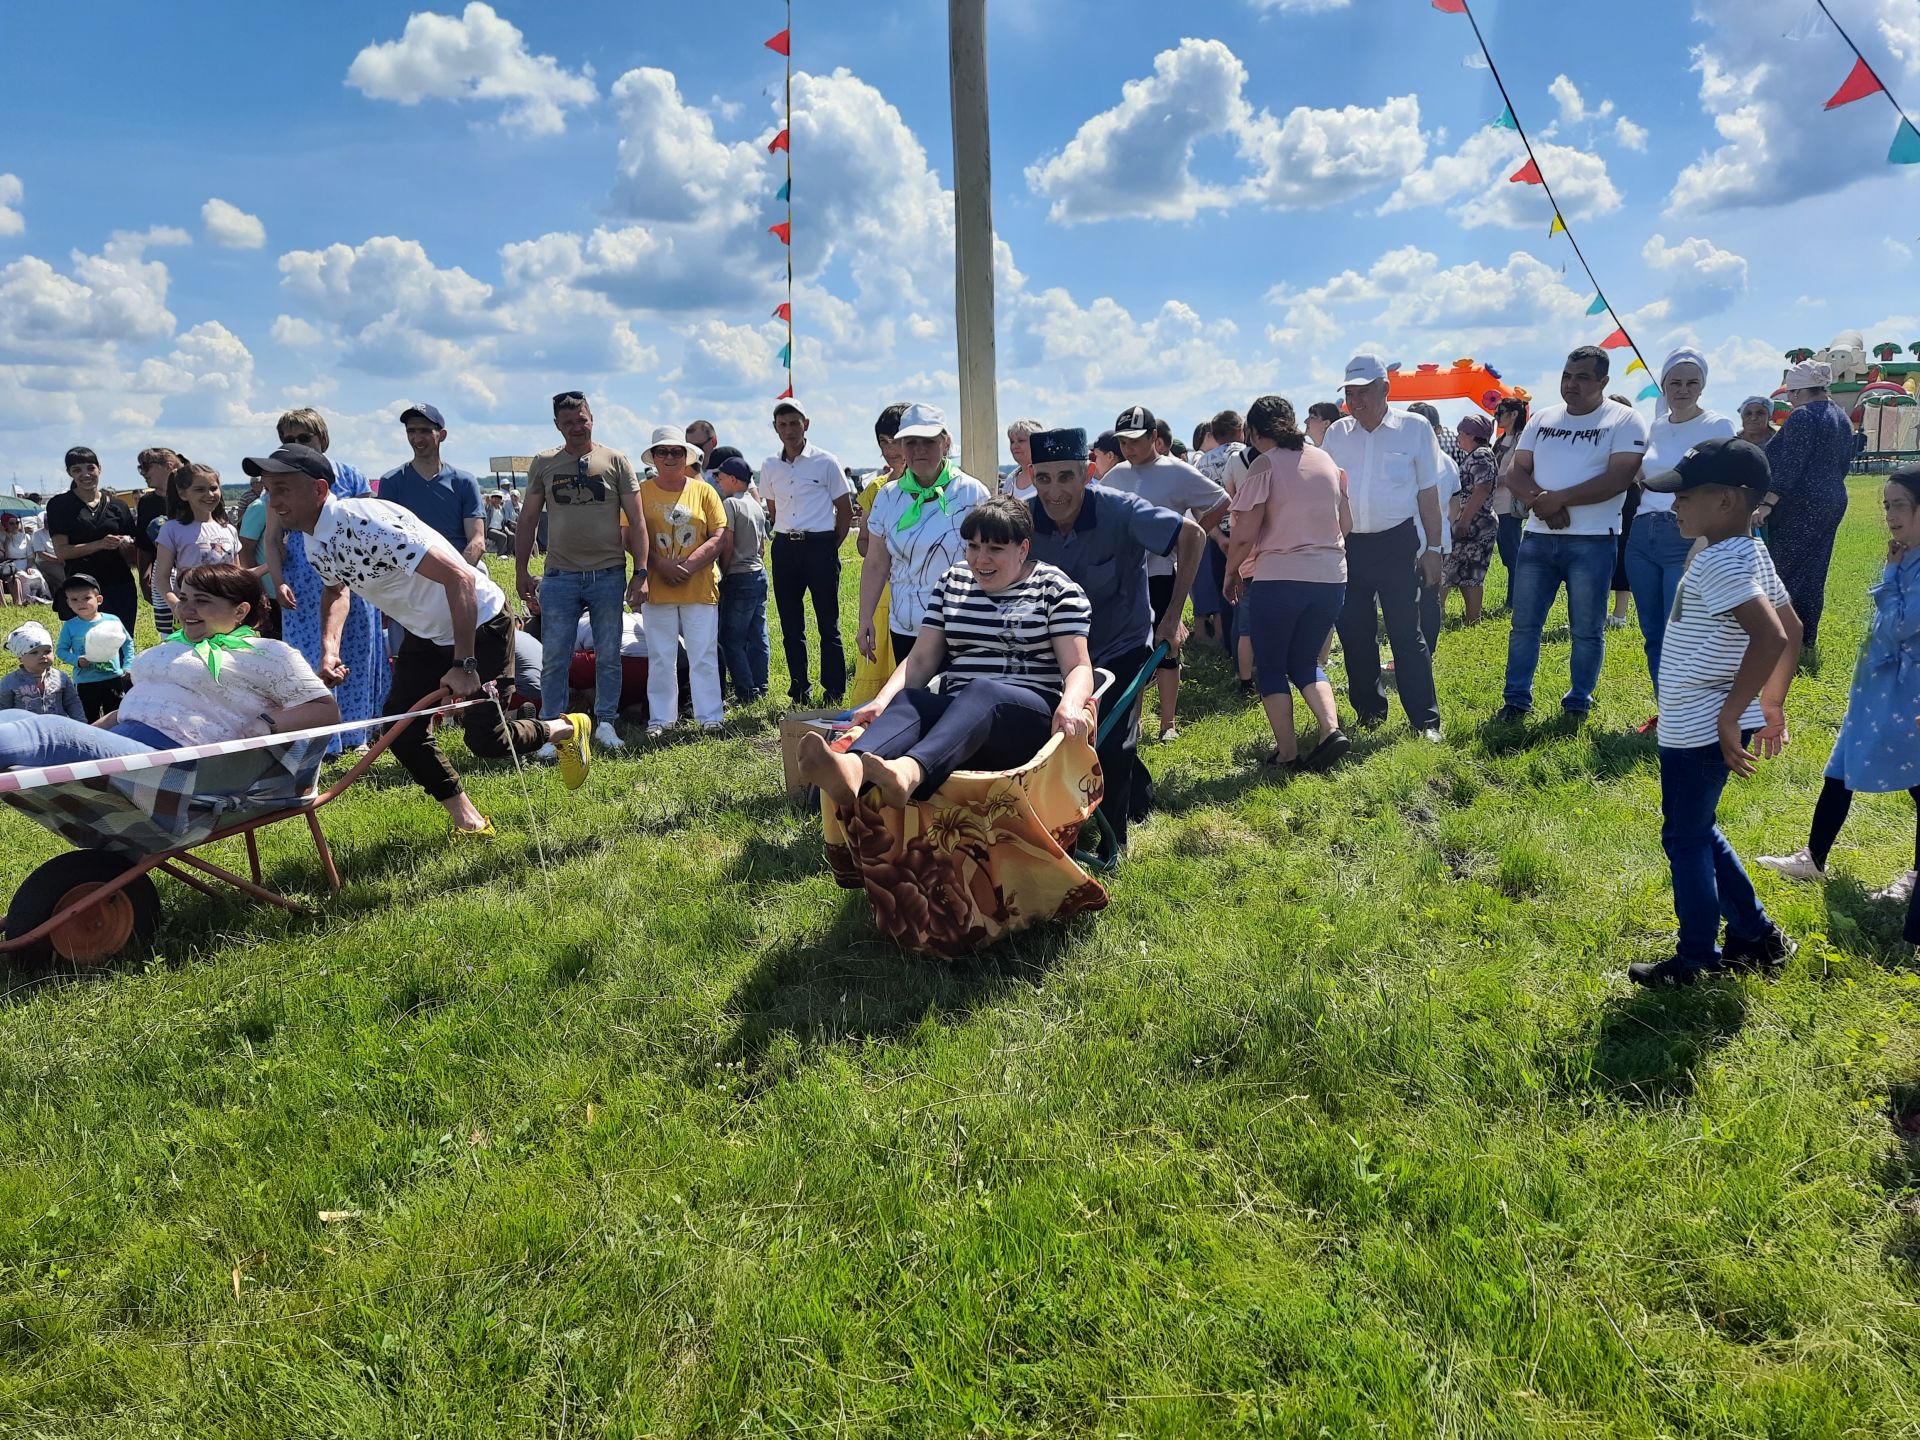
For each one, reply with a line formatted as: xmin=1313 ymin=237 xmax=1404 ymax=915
xmin=1629 ymin=437 xmax=1802 ymax=987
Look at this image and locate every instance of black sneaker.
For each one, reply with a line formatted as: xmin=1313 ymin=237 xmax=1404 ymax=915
xmin=1720 ymin=922 xmax=1797 ymax=973
xmin=1303 ymin=729 xmax=1352 ymax=771
xmin=1492 ymin=705 xmax=1528 ymax=725
xmin=1627 ymin=955 xmax=1724 ymax=988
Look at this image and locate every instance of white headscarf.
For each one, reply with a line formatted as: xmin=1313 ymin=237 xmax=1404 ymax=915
xmin=1660 ymin=346 xmax=1709 ymax=385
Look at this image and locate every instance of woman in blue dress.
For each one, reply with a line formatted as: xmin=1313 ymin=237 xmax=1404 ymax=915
xmin=1759 ymin=465 xmax=1920 ymax=927
xmin=1757 ymin=360 xmax=1856 ymax=650
xmin=262 ymin=408 xmax=389 ymax=753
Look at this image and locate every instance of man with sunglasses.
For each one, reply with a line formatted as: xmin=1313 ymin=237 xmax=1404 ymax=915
xmin=517 ymin=392 xmax=650 ymax=755
xmin=760 ymin=398 xmax=854 ymax=705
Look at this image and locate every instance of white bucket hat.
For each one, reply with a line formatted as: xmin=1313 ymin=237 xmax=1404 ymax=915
xmin=641 ymin=425 xmax=696 ymax=466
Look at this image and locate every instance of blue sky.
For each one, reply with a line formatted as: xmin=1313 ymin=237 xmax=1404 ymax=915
xmin=0 ymin=0 xmax=1915 ymax=490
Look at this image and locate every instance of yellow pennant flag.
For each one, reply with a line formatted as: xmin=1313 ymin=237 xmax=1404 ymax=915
xmin=1625 ymin=358 xmax=1647 ymax=376
xmin=1549 ymin=214 xmax=1566 ymax=236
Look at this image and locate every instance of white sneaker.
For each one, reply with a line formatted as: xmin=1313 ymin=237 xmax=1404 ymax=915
xmin=533 ymin=742 xmax=557 ymax=763
xmin=1755 ymin=847 xmax=1824 ymax=882
xmin=1605 ymin=614 xmax=1630 ymax=630
xmin=1871 ymin=870 xmax=1917 ymax=904
xmin=1159 ymin=725 xmax=1179 ymax=743
xmin=593 ymin=721 xmax=626 ymax=751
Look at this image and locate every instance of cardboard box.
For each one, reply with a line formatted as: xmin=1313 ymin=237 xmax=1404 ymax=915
xmin=779 ymin=709 xmax=847 ymax=804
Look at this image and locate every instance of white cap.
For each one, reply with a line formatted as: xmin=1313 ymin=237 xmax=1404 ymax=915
xmin=1784 ymin=359 xmax=1832 ymax=390
xmin=895 ymin=402 xmax=948 ymax=440
xmin=773 ymin=397 xmax=809 ymax=420
xmin=641 ymin=425 xmax=695 ymax=464
xmin=4 ymin=621 xmax=52 ymax=656
xmin=1343 ymin=353 xmax=1389 ymax=387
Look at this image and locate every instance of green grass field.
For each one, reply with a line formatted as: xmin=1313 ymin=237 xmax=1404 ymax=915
xmin=2 ymin=482 xmax=1919 ymax=1437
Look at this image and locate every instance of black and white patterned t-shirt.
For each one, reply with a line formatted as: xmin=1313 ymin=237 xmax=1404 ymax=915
xmin=923 ymin=560 xmax=1092 ymax=699
xmin=309 ymin=497 xmax=504 ymax=645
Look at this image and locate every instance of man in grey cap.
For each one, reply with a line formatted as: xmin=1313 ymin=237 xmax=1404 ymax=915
xmin=378 ymin=403 xmax=486 ymax=564
xmin=1320 ymin=353 xmax=1446 ymax=739
xmin=1025 ymin=426 xmax=1206 ymax=851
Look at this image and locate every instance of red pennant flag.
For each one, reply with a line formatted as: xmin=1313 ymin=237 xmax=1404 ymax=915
xmin=768 ymin=129 xmax=790 ymax=154
xmin=1431 ymin=0 xmax=1468 ymax=11
xmin=765 ymin=28 xmax=790 ymax=56
xmin=773 ymin=303 xmax=791 ymax=322
xmin=1508 ymin=159 xmax=1543 ymax=185
xmin=778 ymin=386 xmax=794 ymax=400
xmin=1825 ymin=56 xmax=1885 ymax=110
xmin=768 ymin=221 xmax=790 ymax=244
xmin=1599 ymin=327 xmax=1630 ymax=350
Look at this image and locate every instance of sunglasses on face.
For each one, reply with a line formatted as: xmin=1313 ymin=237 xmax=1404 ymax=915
xmin=281 ymin=431 xmax=317 ymax=446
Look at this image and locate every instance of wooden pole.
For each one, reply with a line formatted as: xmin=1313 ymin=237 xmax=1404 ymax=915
xmin=948 ymin=0 xmax=1000 ymax=481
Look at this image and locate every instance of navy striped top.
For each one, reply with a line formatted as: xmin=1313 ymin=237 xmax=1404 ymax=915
xmin=923 ymin=560 xmax=1091 ymax=699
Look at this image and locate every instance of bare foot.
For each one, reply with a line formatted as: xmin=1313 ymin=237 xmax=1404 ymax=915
xmin=443 ymin=794 xmax=491 ymax=832
xmin=860 ymin=752 xmax=922 ymax=808
xmin=798 ymin=732 xmax=861 ymax=809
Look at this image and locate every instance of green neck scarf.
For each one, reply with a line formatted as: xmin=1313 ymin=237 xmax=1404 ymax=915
xmin=166 ymin=624 xmax=257 ymax=681
xmin=895 ymin=461 xmax=957 ymax=531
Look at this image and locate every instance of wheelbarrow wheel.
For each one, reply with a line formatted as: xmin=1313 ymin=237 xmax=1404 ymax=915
xmin=6 ymin=851 xmax=161 ymax=968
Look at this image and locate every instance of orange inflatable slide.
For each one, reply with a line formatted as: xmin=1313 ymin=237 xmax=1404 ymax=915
xmin=1385 ymin=359 xmax=1526 ymax=415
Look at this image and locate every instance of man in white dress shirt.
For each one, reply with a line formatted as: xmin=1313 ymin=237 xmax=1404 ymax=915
xmin=759 ymin=399 xmax=854 ymax=704
xmin=1319 ymin=354 xmax=1446 ymax=739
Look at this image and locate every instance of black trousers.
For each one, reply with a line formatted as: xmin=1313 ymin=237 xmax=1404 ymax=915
xmin=771 ymin=532 xmax=846 ymax=702
xmin=850 ymin=680 xmax=1054 ymax=799
xmin=1336 ymin=521 xmax=1439 ymax=730
xmin=386 ymin=612 xmax=547 ymax=802
xmin=77 ymin=673 xmax=131 ymax=722
xmin=1095 ymin=643 xmax=1154 ymax=847
xmin=1809 ymin=775 xmax=1920 ymax=872
xmin=890 ymin=630 xmax=919 ymax=663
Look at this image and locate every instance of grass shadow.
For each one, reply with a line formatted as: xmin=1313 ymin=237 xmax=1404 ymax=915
xmin=1881 ymin=1080 xmax=1920 ymax=1273
xmin=1819 ymin=875 xmax=1920 ymax=968
xmin=1589 ymin=728 xmax=1661 ymax=779
xmin=1550 ymin=980 xmax=1748 ymax=1105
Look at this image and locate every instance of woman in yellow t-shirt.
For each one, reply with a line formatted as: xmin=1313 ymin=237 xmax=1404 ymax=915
xmin=639 ymin=427 xmax=730 ymax=735
xmin=847 ymin=402 xmax=910 ymax=706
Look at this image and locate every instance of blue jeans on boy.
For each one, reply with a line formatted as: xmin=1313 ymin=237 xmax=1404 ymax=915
xmin=717 ymin=569 xmax=770 ymax=702
xmin=1660 ymin=739 xmax=1772 ymax=968
xmin=1622 ymin=508 xmax=1692 ymax=695
xmin=0 ymin=712 xmax=179 ymax=769
xmin=1502 ymin=531 xmax=1614 ymax=714
xmin=538 ymin=565 xmax=625 ymax=723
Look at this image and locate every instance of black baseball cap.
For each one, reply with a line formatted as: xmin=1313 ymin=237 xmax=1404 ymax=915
xmin=400 ymin=403 xmax=446 ymax=429
xmin=1641 ymin=436 xmax=1770 ymax=494
xmin=714 ymin=457 xmax=754 ymax=486
xmin=1112 ymin=405 xmax=1155 ymax=440
xmin=241 ymin=444 xmax=336 ymax=482
xmin=1091 ymin=430 xmax=1124 ymax=459
xmin=706 ymin=445 xmax=745 ymax=470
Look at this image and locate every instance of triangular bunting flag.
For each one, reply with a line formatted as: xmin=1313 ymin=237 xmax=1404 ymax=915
xmin=1625 ymin=358 xmax=1647 ymax=376
xmin=1508 ymin=159 xmax=1543 ymax=185
xmin=1494 ymin=106 xmax=1518 ymax=131
xmin=1431 ymin=0 xmax=1468 ymax=11
xmin=1549 ymin=214 xmax=1566 ymax=236
xmin=1783 ymin=5 xmax=1824 ymax=42
xmin=1825 ymin=56 xmax=1885 ymax=110
xmin=1893 ymin=117 xmax=1920 ymax=165
xmin=773 ymin=303 xmax=791 ymax=322
xmin=1585 ymin=294 xmax=1607 ymax=316
xmin=764 ymin=28 xmax=791 ymax=56
xmin=777 ymin=342 xmax=791 ymax=368
xmin=1637 ymin=384 xmax=1660 ymax=401
xmin=776 ymin=179 xmax=790 ymax=202
xmin=768 ymin=221 xmax=790 ymax=244
xmin=1599 ymin=327 xmax=1630 ymax=350
xmin=768 ymin=129 xmax=790 ymax=154
xmin=778 ymin=386 xmax=794 ymax=400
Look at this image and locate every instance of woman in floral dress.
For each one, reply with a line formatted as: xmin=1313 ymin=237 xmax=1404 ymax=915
xmin=1439 ymin=412 xmax=1499 ymax=625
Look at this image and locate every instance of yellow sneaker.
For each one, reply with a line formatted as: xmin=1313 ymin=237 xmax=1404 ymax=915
xmin=555 ymin=713 xmax=592 ymax=790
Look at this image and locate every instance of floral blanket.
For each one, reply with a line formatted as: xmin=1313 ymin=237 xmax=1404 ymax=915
xmin=821 ymin=722 xmax=1109 ymax=957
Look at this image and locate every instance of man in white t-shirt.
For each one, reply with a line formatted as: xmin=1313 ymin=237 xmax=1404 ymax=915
xmin=248 ymin=445 xmax=592 ymax=836
xmin=1494 ymin=346 xmax=1649 ymax=724
xmin=759 ymin=398 xmax=854 ymax=704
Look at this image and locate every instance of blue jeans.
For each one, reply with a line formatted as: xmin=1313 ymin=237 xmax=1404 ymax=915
xmin=1622 ymin=508 xmax=1691 ymax=695
xmin=1496 ymin=513 xmax=1523 ymax=583
xmin=1245 ymin=579 xmax=1345 ymax=698
xmin=0 ymin=713 xmax=178 ymax=768
xmin=1660 ymin=740 xmax=1771 ymax=967
xmin=717 ymin=569 xmax=770 ymax=701
xmin=1502 ymin=531 xmax=1614 ymax=713
xmin=538 ymin=566 xmax=626 ymax=722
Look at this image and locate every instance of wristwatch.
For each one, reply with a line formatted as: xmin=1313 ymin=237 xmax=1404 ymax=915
xmin=632 ymin=565 xmax=649 ymax=580
xmin=455 ymin=657 xmax=481 ymax=673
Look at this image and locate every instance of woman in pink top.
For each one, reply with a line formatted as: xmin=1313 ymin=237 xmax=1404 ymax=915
xmin=1224 ymin=395 xmax=1353 ymax=772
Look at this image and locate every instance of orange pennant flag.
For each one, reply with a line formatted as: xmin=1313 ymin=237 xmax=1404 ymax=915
xmin=1509 ymin=159 xmax=1543 ymax=185
xmin=773 ymin=303 xmax=791 ymax=322
xmin=1599 ymin=328 xmax=1630 ymax=350
xmin=778 ymin=386 xmax=794 ymax=400
xmin=765 ymin=28 xmax=791 ymax=56
xmin=768 ymin=129 xmax=790 ymax=154
xmin=1431 ymin=0 xmax=1468 ymax=11
xmin=768 ymin=221 xmax=791 ymax=244
xmin=1825 ymin=56 xmax=1885 ymax=110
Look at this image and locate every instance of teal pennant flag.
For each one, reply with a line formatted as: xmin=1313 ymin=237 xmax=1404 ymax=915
xmin=776 ymin=178 xmax=791 ymax=201
xmin=1493 ymin=106 xmax=1517 ymax=130
xmin=1637 ymin=384 xmax=1659 ymax=401
xmin=1892 ymin=118 xmax=1920 ymax=165
xmin=777 ymin=341 xmax=791 ymax=367
xmin=1585 ymin=294 xmax=1608 ymax=316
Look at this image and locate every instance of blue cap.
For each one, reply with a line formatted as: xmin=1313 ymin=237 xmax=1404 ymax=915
xmin=1029 ymin=427 xmax=1088 ymax=463
xmin=714 ymin=457 xmax=754 ymax=486
xmin=400 ymin=403 xmax=446 ymax=429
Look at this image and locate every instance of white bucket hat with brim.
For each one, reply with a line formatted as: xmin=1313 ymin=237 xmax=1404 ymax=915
xmin=642 ymin=425 xmax=697 ymax=466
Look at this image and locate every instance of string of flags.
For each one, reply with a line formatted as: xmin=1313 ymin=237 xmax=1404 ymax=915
xmin=1432 ymin=0 xmax=1657 ymax=400
xmin=765 ymin=5 xmax=795 ymax=399
xmin=1808 ymin=0 xmax=1920 ymax=164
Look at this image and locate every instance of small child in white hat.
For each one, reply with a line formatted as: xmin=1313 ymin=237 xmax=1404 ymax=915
xmin=1 ymin=621 xmax=86 ymax=722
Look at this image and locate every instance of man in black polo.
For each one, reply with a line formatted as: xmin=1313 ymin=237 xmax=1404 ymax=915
xmin=1024 ymin=427 xmax=1205 ymax=852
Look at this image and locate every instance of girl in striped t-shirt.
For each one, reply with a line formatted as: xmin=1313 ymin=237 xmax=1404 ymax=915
xmin=799 ymin=495 xmax=1094 ymax=809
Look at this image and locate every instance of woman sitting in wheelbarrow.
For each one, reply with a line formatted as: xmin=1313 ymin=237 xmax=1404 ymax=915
xmin=0 ymin=564 xmax=339 ymax=769
xmin=798 ymin=494 xmax=1094 ymax=809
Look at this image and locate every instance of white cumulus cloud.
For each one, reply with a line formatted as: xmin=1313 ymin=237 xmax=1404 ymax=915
xmin=0 ymin=175 xmax=21 ymax=237
xmin=345 ymin=2 xmax=596 ymax=137
xmin=201 ymin=198 xmax=265 ymax=249
xmin=1549 ymin=75 xmax=1613 ymax=126
xmin=1614 ymin=116 xmax=1648 ymax=151
xmin=1380 ymin=126 xmax=1621 ymax=229
xmin=1642 ymin=233 xmax=1750 ymax=319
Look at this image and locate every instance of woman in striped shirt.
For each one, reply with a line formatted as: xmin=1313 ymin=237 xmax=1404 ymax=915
xmin=800 ymin=495 xmax=1094 ymax=809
